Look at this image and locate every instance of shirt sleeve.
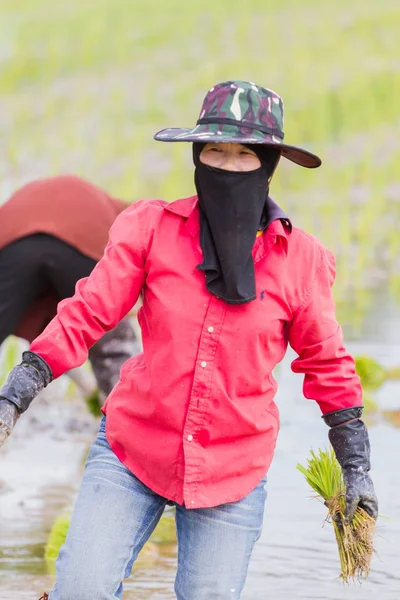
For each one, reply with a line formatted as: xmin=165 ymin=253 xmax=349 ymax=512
xmin=30 ymin=203 xmax=147 ymax=378
xmin=288 ymin=245 xmax=362 ymax=414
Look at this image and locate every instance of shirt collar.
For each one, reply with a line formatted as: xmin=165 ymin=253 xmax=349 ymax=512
xmin=164 ymin=195 xmax=198 ymax=218
xmin=260 ymin=196 xmax=292 ymax=233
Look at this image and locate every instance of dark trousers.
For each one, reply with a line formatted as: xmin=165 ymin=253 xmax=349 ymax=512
xmin=0 ymin=234 xmax=97 ymax=343
xmin=0 ymin=234 xmax=138 ymax=399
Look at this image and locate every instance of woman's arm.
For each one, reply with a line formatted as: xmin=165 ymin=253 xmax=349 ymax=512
xmin=0 ymin=203 xmax=147 ymax=445
xmin=288 ymin=246 xmax=377 ymax=522
xmin=288 ymin=245 xmax=362 ymax=414
xmin=30 ymin=202 xmax=147 ymax=378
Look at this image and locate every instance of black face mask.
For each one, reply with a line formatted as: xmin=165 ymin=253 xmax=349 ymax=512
xmin=193 ymin=143 xmax=280 ymax=304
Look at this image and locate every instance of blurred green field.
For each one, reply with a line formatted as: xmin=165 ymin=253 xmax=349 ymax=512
xmin=0 ymin=0 xmax=399 ymax=333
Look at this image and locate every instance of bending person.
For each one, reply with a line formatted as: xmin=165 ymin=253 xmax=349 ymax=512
xmin=0 ymin=175 xmax=138 ymax=405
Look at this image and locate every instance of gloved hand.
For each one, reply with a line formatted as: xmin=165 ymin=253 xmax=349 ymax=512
xmin=0 ymin=399 xmax=20 ymax=448
xmin=323 ymin=406 xmax=378 ymax=524
xmin=88 ymin=318 xmax=139 ymax=401
xmin=0 ymin=350 xmax=52 ymax=449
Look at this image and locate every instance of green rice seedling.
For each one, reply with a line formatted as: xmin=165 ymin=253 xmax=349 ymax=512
xmin=362 ymin=390 xmax=379 ymax=415
xmin=0 ymin=338 xmax=21 ymax=386
xmin=355 ymin=355 xmax=400 ymax=390
xmin=386 ymin=366 xmax=400 ymax=380
xmin=44 ymin=515 xmax=71 ymax=575
xmin=84 ymin=389 xmax=103 ymax=418
xmin=149 ymin=513 xmax=176 ymax=544
xmin=354 ymin=356 xmax=387 ymax=390
xmin=383 ymin=409 xmax=400 ymax=429
xmin=297 ymin=448 xmax=375 ymax=583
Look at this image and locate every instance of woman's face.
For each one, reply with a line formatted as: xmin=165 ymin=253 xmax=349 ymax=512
xmin=199 ymin=143 xmax=261 ymax=172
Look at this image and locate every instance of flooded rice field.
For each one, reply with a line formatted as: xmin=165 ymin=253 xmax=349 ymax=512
xmin=1 ymin=304 xmax=400 ymax=600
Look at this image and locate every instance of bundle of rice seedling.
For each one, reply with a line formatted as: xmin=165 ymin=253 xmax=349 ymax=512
xmin=297 ymin=448 xmax=375 ymax=583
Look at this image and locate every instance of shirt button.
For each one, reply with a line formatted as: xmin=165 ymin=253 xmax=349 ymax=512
xmin=187 ymin=434 xmax=193 ymax=441
xmin=208 ymin=326 xmax=214 ymax=333
xmin=200 ymin=361 xmax=207 ymax=368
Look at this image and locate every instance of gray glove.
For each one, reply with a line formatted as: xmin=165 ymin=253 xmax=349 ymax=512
xmin=323 ymin=406 xmax=378 ymax=523
xmin=341 ymin=466 xmax=378 ymax=524
xmin=0 ymin=350 xmax=52 ymax=448
xmin=0 ymin=399 xmax=20 ymax=448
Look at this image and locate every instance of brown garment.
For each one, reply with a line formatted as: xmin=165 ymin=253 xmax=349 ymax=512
xmin=0 ymin=175 xmax=128 ymax=341
xmin=0 ymin=174 xmax=126 ymax=259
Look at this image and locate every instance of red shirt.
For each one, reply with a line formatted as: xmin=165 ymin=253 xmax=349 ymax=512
xmin=30 ymin=196 xmax=362 ymax=509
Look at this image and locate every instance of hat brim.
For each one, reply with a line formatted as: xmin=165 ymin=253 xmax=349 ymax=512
xmin=154 ymin=125 xmax=321 ymax=169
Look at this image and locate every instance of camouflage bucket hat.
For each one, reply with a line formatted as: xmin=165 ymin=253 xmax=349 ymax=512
xmin=154 ymin=80 xmax=321 ymax=168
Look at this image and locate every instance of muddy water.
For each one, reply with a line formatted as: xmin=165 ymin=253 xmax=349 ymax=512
xmin=1 ymin=306 xmax=400 ymax=599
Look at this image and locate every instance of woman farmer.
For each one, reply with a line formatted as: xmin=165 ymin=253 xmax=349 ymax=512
xmin=0 ymin=82 xmax=377 ymax=600
xmin=0 ymin=175 xmax=138 ymax=408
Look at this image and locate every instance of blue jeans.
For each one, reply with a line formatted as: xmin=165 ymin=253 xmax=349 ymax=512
xmin=50 ymin=417 xmax=267 ymax=600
